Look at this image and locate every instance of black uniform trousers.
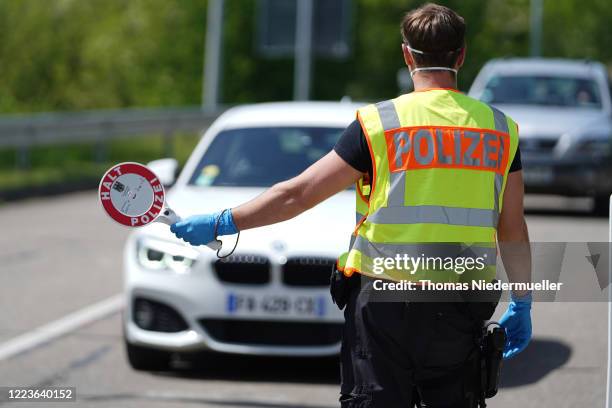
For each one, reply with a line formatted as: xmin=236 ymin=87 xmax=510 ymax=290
xmin=339 ymin=278 xmax=492 ymax=408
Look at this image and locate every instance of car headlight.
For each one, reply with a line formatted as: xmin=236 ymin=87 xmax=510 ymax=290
xmin=577 ymin=139 xmax=612 ymax=156
xmin=136 ymin=237 xmax=199 ymax=274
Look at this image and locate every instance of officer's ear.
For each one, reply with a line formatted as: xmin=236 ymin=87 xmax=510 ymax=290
xmin=402 ymin=44 xmax=415 ymax=69
xmin=455 ymin=46 xmax=466 ymax=69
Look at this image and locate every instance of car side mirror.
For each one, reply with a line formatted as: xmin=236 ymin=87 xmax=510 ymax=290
xmin=147 ymin=158 xmax=179 ymax=187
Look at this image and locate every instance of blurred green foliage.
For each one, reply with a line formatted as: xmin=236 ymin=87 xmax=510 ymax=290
xmin=0 ymin=0 xmax=208 ymax=112
xmin=1 ymin=0 xmax=611 ymax=113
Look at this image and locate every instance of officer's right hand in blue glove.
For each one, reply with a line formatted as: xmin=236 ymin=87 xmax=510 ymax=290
xmin=499 ymin=291 xmax=532 ymax=360
xmin=170 ymin=210 xmax=238 ymax=246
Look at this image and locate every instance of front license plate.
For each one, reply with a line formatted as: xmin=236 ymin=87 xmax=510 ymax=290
xmin=227 ymin=293 xmax=327 ymax=317
xmin=523 ymin=166 xmax=554 ymax=185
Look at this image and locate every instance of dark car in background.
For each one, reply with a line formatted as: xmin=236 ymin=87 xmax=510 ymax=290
xmin=469 ymin=58 xmax=612 ymax=214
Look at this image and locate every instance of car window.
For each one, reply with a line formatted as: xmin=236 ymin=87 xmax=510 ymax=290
xmin=189 ymin=127 xmax=342 ymax=187
xmin=480 ymin=75 xmax=602 ymax=108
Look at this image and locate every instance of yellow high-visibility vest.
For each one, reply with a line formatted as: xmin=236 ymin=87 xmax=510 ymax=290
xmin=338 ymin=89 xmax=519 ymax=284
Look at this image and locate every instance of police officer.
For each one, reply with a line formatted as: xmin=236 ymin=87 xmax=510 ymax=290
xmin=172 ymin=3 xmax=532 ymax=407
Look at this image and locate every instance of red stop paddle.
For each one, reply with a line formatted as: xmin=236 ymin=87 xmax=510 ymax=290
xmin=98 ymin=162 xmax=221 ymax=250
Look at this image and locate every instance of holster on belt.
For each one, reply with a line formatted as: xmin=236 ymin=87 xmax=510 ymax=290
xmin=479 ymin=325 xmax=506 ymax=405
xmin=330 ymin=265 xmax=351 ymax=310
xmin=459 ymin=281 xmax=504 ymax=407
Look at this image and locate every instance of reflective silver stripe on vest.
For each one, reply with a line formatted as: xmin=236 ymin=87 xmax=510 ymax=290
xmin=352 ymin=236 xmax=497 ymax=266
xmin=489 ymin=104 xmax=509 ymax=222
xmin=493 ymin=173 xmax=503 ymax=218
xmin=388 ymin=172 xmax=406 ymax=207
xmin=368 ymin=205 xmax=498 ymax=228
xmin=490 ymin=105 xmax=509 ymax=134
xmin=375 ymin=101 xmax=405 ymax=207
xmin=376 ymin=100 xmax=401 ymax=131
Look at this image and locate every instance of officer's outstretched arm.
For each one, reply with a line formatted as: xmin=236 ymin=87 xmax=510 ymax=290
xmin=171 ymin=151 xmax=362 ymax=247
xmin=497 ymin=170 xmax=531 ymax=295
xmin=232 ymin=151 xmax=363 ymax=230
xmin=497 ymin=170 xmax=533 ymax=359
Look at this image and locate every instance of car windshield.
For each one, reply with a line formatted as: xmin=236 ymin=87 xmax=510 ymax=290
xmin=189 ymin=127 xmax=343 ymax=187
xmin=480 ymin=75 xmax=602 ymax=108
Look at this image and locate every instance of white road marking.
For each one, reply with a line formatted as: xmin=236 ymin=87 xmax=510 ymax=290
xmin=0 ymin=294 xmax=125 ymax=361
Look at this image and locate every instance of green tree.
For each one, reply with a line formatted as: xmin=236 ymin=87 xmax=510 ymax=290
xmin=0 ymin=0 xmax=610 ymax=114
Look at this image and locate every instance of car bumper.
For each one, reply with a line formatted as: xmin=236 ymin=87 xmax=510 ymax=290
xmin=123 ymin=237 xmax=344 ymax=357
xmin=522 ymin=155 xmax=612 ymax=196
xmin=124 ymin=320 xmax=342 ymax=357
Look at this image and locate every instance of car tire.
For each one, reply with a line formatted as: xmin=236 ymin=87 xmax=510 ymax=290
xmin=593 ymin=195 xmax=610 ymax=217
xmin=125 ymin=340 xmax=172 ymax=371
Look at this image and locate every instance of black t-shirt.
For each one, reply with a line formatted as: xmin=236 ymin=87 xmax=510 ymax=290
xmin=334 ymin=119 xmax=522 ymax=178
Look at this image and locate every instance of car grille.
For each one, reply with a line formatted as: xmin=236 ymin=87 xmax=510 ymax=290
xmin=199 ymin=319 xmax=343 ymax=346
xmin=519 ymin=138 xmax=558 ymax=153
xmin=212 ymin=254 xmax=270 ymax=285
xmin=133 ymin=297 xmax=189 ymax=333
xmin=282 ymin=256 xmax=335 ymax=287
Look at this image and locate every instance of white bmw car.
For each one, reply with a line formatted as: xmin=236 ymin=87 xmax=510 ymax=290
xmin=123 ymin=101 xmax=362 ymax=370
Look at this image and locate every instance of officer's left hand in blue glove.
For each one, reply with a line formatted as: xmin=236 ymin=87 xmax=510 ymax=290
xmin=170 ymin=210 xmax=238 ymax=246
xmin=499 ymin=291 xmax=532 ymax=360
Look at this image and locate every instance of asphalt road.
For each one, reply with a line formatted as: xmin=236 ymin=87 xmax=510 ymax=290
xmin=0 ymin=191 xmax=609 ymax=408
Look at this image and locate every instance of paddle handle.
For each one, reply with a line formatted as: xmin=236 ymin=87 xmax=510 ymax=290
xmin=156 ymin=207 xmax=181 ymax=225
xmin=156 ymin=207 xmax=222 ymax=251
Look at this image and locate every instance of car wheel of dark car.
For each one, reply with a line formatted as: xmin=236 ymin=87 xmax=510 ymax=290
xmin=125 ymin=340 xmax=172 ymax=371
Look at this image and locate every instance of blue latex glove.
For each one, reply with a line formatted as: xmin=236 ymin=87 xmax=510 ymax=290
xmin=170 ymin=210 xmax=238 ymax=246
xmin=499 ymin=291 xmax=532 ymax=360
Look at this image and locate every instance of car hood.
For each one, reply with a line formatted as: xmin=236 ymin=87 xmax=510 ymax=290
xmin=494 ymin=105 xmax=608 ymax=139
xmin=137 ymin=186 xmax=356 ymax=259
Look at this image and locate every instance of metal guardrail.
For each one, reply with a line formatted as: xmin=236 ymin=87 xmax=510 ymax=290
xmin=0 ymin=106 xmax=224 ymax=167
